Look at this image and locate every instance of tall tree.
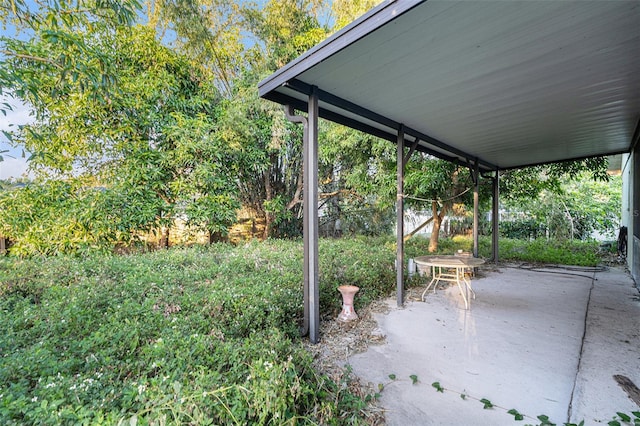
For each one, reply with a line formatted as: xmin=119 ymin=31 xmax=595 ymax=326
xmin=212 ymin=0 xmax=330 ymax=238
xmin=499 ymin=157 xmax=609 ymax=202
xmin=0 ymin=0 xmax=142 ymax=111
xmin=155 ymin=0 xmax=247 ymax=98
xmin=331 ymin=0 xmax=379 ymax=30
xmin=242 ymin=0 xmax=329 ymax=69
xmin=501 ymin=171 xmax=620 ymax=240
xmin=403 ymin=157 xmax=479 ymax=251
xmin=319 ymin=124 xmax=398 ymax=236
xmin=2 ymin=24 xmax=239 ymax=250
xmin=216 ymin=70 xmax=305 ymax=238
xmin=144 ymin=0 xmax=332 ymax=239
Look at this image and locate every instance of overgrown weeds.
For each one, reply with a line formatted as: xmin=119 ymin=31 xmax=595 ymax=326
xmin=0 ymin=239 xmax=397 ymax=424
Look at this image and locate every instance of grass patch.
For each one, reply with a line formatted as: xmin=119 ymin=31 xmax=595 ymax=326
xmin=0 ymin=236 xmax=603 ymax=424
xmin=405 ymin=236 xmax=600 ymax=267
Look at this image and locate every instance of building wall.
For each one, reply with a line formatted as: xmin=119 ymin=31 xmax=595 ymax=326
xmin=622 ymin=149 xmax=639 ymax=283
xmin=633 ymin=148 xmax=639 ymax=283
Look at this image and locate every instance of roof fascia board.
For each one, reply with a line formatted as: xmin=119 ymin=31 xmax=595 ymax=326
xmin=498 ymin=150 xmax=631 ymax=172
xmin=258 ymin=0 xmax=425 ymax=97
xmin=631 ymin=117 xmax=640 ymax=153
xmin=267 ymin=93 xmax=491 ymax=169
xmin=264 ymin=90 xmax=400 ymax=142
xmin=320 ymin=109 xmax=397 ymax=142
xmin=320 ymin=111 xmax=465 ymax=163
xmin=318 ymin=106 xmax=466 ymax=163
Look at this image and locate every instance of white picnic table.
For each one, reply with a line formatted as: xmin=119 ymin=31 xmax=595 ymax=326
xmin=414 ymin=255 xmax=485 ymax=309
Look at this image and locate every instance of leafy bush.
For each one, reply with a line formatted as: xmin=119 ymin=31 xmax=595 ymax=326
xmin=0 ymin=239 xmax=400 ymax=424
xmin=500 ymin=219 xmax=545 ymax=240
xmin=497 ymin=238 xmax=599 ymax=266
xmin=405 ymin=235 xmax=599 ymax=267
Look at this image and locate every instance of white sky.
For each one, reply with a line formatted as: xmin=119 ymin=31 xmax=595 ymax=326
xmin=0 ymin=95 xmax=33 ymax=179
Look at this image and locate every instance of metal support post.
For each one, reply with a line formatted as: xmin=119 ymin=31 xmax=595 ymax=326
xmin=492 ymin=170 xmax=500 ymax=263
xmin=306 ymin=87 xmax=320 ymax=343
xmin=473 ymin=160 xmax=480 ymax=258
xmin=396 ymin=125 xmax=405 ymax=307
xmin=283 ymin=87 xmax=320 ymax=344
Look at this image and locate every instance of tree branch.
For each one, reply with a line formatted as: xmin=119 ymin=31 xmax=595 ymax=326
xmin=286 ymin=163 xmax=304 ymax=210
xmin=0 ymin=50 xmax=64 ymax=69
xmin=404 ymin=216 xmax=434 ymax=242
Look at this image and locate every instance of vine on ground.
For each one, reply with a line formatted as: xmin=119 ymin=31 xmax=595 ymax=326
xmin=428 ymin=381 xmax=639 ymax=426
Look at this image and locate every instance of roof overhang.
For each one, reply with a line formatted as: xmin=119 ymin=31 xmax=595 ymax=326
xmin=259 ymin=0 xmax=640 ymax=172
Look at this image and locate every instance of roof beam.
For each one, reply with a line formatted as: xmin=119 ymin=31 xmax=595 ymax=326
xmin=287 ymin=79 xmax=399 ymax=130
xmin=265 ymin=88 xmax=464 ymax=164
xmin=285 ymin=79 xmax=497 ymax=171
xmin=497 ymin=150 xmax=631 ymax=172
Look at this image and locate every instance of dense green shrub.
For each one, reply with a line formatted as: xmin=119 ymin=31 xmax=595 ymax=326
xmin=405 ymin=235 xmax=599 ymax=267
xmin=497 ymin=238 xmax=599 ymax=266
xmin=0 ymin=239 xmax=400 ymax=424
xmin=499 ymin=219 xmax=545 ymax=240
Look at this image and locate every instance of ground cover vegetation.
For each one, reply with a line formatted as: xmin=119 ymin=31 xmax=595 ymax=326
xmin=0 ymin=236 xmax=603 ymax=424
xmin=0 ymin=239 xmax=393 ymax=424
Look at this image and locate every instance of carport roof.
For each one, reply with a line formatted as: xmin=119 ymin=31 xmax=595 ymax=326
xmin=258 ymin=0 xmax=640 ymax=172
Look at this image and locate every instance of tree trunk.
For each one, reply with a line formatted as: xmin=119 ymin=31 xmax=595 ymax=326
xmin=209 ymin=231 xmax=225 ymax=244
xmin=560 ymin=200 xmax=575 ymax=240
xmin=263 ymin=169 xmax=274 ymax=240
xmin=428 ymin=201 xmax=448 ymax=252
xmin=404 ymin=216 xmax=434 ymax=242
xmin=159 ymin=226 xmax=170 ymax=249
xmin=286 ymin=163 xmax=304 ymax=211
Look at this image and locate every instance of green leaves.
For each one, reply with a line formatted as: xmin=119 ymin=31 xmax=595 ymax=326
xmin=507 ymin=408 xmax=524 ymax=420
xmin=480 ymin=398 xmax=494 ymax=409
xmin=501 ymin=172 xmax=622 ymax=242
xmin=1 ymin=23 xmax=240 ymax=250
xmin=1 ymin=1 xmax=143 ymax=117
xmin=606 ymin=411 xmax=640 ymax=426
xmin=0 ymin=239 xmax=398 ymax=424
xmin=537 ymin=414 xmax=556 ymax=425
xmin=431 ymin=382 xmax=444 ymax=393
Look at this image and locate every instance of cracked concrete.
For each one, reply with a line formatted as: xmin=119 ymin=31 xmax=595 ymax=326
xmin=348 ymin=265 xmax=640 ymax=425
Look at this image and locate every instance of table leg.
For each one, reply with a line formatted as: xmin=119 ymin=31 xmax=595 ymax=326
xmin=462 ymin=272 xmax=476 ymax=300
xmin=455 ymin=266 xmax=469 ymax=309
xmin=421 ymin=267 xmax=439 ymax=301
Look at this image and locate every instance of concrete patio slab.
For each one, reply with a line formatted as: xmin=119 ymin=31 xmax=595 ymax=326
xmin=348 ymin=265 xmax=640 ymax=425
xmin=570 ymin=267 xmax=640 ymax=424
